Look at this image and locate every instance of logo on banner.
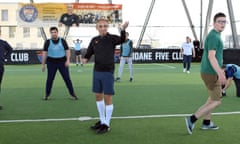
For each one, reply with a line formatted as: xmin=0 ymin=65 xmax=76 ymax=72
xmin=19 ymin=4 xmax=38 ymax=23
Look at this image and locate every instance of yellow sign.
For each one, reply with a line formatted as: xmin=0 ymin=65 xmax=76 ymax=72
xmin=17 ymin=3 xmax=122 ymax=27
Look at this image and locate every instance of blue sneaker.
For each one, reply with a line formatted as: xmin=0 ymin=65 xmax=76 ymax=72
xmin=185 ymin=116 xmax=195 ymax=135
xmin=201 ymin=122 xmax=219 ymax=130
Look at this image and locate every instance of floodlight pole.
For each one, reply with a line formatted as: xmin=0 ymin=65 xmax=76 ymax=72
xmin=136 ymin=0 xmax=156 ymax=49
xmin=227 ymin=0 xmax=240 ymax=48
xmin=202 ymin=0 xmax=213 ymax=45
xmin=182 ymin=0 xmax=198 ymax=40
xmin=200 ymin=0 xmax=203 ymax=48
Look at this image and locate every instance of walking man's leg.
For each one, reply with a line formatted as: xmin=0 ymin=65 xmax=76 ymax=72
xmin=186 ymin=55 xmax=192 ymax=73
xmin=183 ymin=55 xmax=187 ymax=72
xmin=185 ymin=74 xmax=222 ymax=134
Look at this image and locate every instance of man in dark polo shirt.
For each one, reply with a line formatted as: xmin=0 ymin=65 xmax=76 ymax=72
xmin=58 ymin=4 xmax=79 ymax=27
xmin=84 ymin=19 xmax=129 ymax=134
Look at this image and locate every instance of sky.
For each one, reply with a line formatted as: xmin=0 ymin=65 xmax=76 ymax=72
xmin=3 ymin=0 xmax=240 ymax=48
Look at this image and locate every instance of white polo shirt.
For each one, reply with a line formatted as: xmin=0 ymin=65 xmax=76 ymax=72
xmin=182 ymin=42 xmax=194 ymax=55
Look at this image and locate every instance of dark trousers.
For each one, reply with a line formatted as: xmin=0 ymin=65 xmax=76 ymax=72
xmin=46 ymin=61 xmax=75 ymax=96
xmin=233 ymin=77 xmax=240 ymax=97
xmin=183 ymin=55 xmax=192 ymax=71
xmin=0 ymin=65 xmax=4 ymax=93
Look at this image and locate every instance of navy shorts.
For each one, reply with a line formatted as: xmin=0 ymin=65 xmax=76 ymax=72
xmin=75 ymin=50 xmax=82 ymax=56
xmin=93 ymin=71 xmax=114 ymax=95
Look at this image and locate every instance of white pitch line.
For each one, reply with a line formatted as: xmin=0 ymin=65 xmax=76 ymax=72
xmin=153 ymin=63 xmax=176 ymax=69
xmin=132 ymin=64 xmax=176 ymax=70
xmin=0 ymin=118 xmax=79 ymax=123
xmin=0 ymin=111 xmax=240 ymax=123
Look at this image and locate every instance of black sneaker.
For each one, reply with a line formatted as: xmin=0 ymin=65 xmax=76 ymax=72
xmin=44 ymin=95 xmax=50 ymax=100
xmin=115 ymin=77 xmax=120 ymax=82
xmin=90 ymin=121 xmax=102 ymax=130
xmin=129 ymin=78 xmax=133 ymax=82
xmin=71 ymin=94 xmax=78 ymax=100
xmin=97 ymin=124 xmax=110 ymax=134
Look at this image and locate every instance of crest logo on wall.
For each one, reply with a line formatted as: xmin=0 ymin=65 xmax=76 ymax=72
xmin=19 ymin=4 xmax=38 ymax=23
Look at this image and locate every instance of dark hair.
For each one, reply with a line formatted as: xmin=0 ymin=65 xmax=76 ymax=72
xmin=50 ymin=26 xmax=58 ymax=32
xmin=213 ymin=12 xmax=226 ymax=22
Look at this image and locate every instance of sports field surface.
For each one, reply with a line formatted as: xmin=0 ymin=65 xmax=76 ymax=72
xmin=0 ymin=63 xmax=239 ymax=144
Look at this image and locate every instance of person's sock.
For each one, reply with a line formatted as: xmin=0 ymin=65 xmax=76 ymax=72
xmin=203 ymin=119 xmax=210 ymax=125
xmin=96 ymin=100 xmax=106 ymax=124
xmin=190 ymin=115 xmax=198 ymax=123
xmin=105 ymin=104 xmax=114 ymax=127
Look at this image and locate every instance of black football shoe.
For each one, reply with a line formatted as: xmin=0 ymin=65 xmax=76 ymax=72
xmin=97 ymin=124 xmax=110 ymax=134
xmin=90 ymin=121 xmax=102 ymax=130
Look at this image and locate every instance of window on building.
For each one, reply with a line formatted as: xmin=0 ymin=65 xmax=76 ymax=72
xmin=9 ymin=27 xmax=16 ymax=38
xmin=23 ymin=27 xmax=30 ymax=38
xmin=16 ymin=43 xmax=23 ymax=49
xmin=1 ymin=10 xmax=8 ymax=21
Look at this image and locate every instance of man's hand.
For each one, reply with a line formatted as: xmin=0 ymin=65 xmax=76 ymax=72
xmin=65 ymin=60 xmax=70 ymax=67
xmin=121 ymin=21 xmax=129 ymax=30
xmin=218 ymin=70 xmax=226 ymax=85
xmin=41 ymin=64 xmax=46 ymax=72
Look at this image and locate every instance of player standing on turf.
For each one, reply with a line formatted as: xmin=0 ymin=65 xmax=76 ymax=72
xmin=73 ymin=39 xmax=83 ymax=66
xmin=83 ymin=19 xmax=129 ymax=134
xmin=180 ymin=36 xmax=195 ymax=74
xmin=115 ymin=32 xmax=134 ymax=82
xmin=185 ymin=12 xmax=227 ymax=134
xmin=41 ymin=27 xmax=78 ymax=100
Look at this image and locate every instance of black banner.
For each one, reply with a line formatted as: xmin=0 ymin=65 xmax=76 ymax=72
xmin=5 ymin=50 xmax=42 ymax=65
xmin=114 ymin=49 xmax=202 ymax=63
xmin=132 ymin=49 xmax=183 ymax=63
xmin=5 ymin=49 xmax=203 ymax=65
xmin=223 ymin=49 xmax=240 ymax=65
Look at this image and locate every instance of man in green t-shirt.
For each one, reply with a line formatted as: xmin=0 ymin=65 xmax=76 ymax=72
xmin=185 ymin=12 xmax=227 ymax=135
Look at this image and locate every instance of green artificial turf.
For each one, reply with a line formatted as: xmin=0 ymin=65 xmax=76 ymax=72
xmin=0 ymin=63 xmax=239 ymax=144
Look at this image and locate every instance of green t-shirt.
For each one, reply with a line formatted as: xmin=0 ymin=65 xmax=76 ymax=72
xmin=200 ymin=29 xmax=223 ymax=74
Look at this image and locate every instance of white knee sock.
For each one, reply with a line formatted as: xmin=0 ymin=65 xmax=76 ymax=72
xmin=105 ymin=104 xmax=114 ymax=127
xmin=96 ymin=100 xmax=106 ymax=124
